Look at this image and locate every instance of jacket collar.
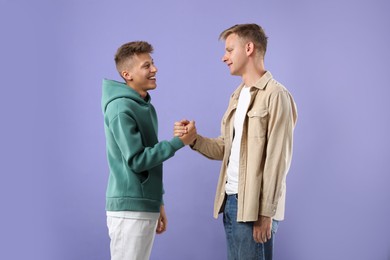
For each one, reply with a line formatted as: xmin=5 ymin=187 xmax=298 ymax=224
xmin=251 ymin=71 xmax=273 ymax=90
xmin=232 ymin=71 xmax=273 ymax=99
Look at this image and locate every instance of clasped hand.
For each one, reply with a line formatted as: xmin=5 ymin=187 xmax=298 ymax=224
xmin=174 ymin=119 xmax=197 ymax=145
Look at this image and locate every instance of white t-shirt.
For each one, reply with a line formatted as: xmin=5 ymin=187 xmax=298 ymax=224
xmin=225 ymin=86 xmax=251 ymax=195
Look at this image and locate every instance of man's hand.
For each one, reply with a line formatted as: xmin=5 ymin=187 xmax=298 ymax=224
xmin=174 ymin=119 xmax=190 ymax=137
xmin=174 ymin=119 xmax=197 ymax=145
xmin=253 ymin=215 xmax=272 ymax=243
xmin=156 ymin=205 xmax=167 ymax=234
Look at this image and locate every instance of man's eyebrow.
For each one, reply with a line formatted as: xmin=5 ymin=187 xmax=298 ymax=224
xmin=141 ymin=61 xmax=151 ymax=66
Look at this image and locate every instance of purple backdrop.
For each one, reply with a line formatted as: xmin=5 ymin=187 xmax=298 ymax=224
xmin=1 ymin=0 xmax=389 ymax=259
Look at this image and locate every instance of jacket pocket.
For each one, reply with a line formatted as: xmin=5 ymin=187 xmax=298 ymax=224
xmin=247 ymin=109 xmax=268 ymax=138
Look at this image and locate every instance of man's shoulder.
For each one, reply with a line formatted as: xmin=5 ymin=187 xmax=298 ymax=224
xmin=266 ymin=77 xmax=287 ymax=92
xmin=263 ymin=78 xmax=294 ymax=101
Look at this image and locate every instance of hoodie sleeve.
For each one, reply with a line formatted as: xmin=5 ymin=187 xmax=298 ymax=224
xmin=109 ymin=112 xmax=184 ymax=173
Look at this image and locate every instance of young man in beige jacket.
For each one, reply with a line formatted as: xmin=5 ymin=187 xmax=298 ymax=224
xmin=175 ymin=24 xmax=297 ymax=260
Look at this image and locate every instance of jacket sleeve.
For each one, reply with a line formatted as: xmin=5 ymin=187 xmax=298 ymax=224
xmin=259 ymin=91 xmax=297 ymax=217
xmin=109 ymin=112 xmax=184 ymax=173
xmin=190 ymin=134 xmax=225 ymax=160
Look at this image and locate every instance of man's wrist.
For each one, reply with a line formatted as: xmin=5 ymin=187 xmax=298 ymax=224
xmin=189 ymin=137 xmax=198 ymax=147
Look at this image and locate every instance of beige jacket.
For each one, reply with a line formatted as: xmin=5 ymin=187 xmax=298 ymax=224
xmin=192 ymin=71 xmax=297 ymax=222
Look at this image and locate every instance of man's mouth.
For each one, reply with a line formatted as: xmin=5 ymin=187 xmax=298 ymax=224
xmin=148 ymin=76 xmax=156 ymax=80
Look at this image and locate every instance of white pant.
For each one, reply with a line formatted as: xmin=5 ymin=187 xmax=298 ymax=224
xmin=107 ymin=216 xmax=158 ymax=260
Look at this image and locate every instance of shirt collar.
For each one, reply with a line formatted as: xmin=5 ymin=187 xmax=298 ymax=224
xmin=251 ymin=71 xmax=273 ymax=90
xmin=232 ymin=71 xmax=273 ymax=99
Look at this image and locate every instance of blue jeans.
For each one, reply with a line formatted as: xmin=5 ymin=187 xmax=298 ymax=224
xmin=223 ymin=194 xmax=279 ymax=260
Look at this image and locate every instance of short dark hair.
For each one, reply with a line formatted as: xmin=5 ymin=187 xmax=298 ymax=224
xmin=114 ymin=41 xmax=154 ymax=73
xmin=219 ymin=24 xmax=268 ymax=56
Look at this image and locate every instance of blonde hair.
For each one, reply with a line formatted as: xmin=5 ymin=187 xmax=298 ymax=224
xmin=219 ymin=24 xmax=268 ymax=57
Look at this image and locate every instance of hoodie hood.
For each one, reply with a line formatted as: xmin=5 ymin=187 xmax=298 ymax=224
xmin=101 ymin=79 xmax=151 ymax=113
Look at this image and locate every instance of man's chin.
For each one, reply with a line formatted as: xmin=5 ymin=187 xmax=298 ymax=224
xmin=229 ymin=68 xmax=237 ymax=75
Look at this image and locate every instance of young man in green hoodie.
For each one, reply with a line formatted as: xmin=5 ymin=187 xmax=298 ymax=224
xmin=102 ymin=41 xmax=196 ymax=260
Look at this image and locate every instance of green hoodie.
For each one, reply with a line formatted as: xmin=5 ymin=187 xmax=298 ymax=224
xmin=102 ymin=79 xmax=184 ymax=212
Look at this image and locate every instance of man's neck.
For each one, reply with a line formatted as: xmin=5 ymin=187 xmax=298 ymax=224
xmin=241 ymin=57 xmax=266 ymax=86
xmin=242 ymin=69 xmax=266 ymax=87
xmin=126 ymin=82 xmax=148 ymax=99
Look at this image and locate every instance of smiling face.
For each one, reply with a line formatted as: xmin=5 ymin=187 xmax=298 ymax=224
xmin=222 ymin=33 xmax=248 ymax=76
xmin=122 ymin=53 xmax=158 ymax=98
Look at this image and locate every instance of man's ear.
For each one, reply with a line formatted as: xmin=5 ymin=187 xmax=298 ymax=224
xmin=245 ymin=42 xmax=255 ymax=56
xmin=121 ymin=70 xmax=132 ymax=81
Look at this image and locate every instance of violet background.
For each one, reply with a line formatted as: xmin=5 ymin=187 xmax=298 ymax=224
xmin=1 ymin=0 xmax=389 ymax=259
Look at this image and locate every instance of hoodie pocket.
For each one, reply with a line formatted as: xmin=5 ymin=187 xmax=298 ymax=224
xmin=247 ymin=109 xmax=268 ymax=138
xmin=136 ymin=171 xmax=150 ymax=185
xmin=140 ymin=170 xmax=162 ymax=200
